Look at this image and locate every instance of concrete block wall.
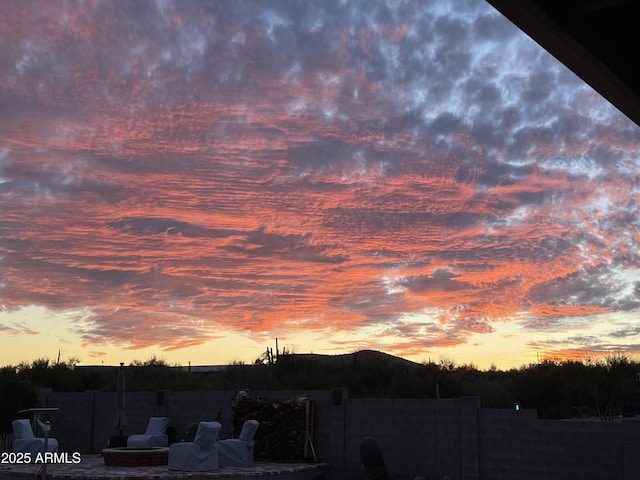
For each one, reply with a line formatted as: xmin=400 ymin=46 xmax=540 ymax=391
xmin=339 ymin=397 xmax=481 ymax=480
xmin=533 ymin=421 xmax=621 ymax=480
xmin=36 ymin=390 xmax=96 ymax=454
xmin=439 ymin=398 xmax=481 ymax=480
xmin=38 ymin=390 xmax=175 ymax=452
xmin=346 ymin=398 xmax=436 ymax=478
xmin=622 ymin=420 xmax=640 ymax=477
xmin=478 ymin=408 xmax=537 ymax=480
xmin=478 ymin=409 xmax=640 ymax=480
xmin=33 ymin=389 xmax=640 ymax=480
xmin=163 ymin=390 xmax=235 ymax=439
xmin=37 ymin=388 xmax=334 ymax=455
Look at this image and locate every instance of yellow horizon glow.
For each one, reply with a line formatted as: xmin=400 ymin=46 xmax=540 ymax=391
xmin=3 ymin=305 xmax=631 ymax=371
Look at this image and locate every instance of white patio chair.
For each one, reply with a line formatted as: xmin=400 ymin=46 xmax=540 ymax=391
xmin=12 ymin=419 xmax=58 ymax=455
xmin=168 ymin=421 xmax=221 ymax=471
xmin=218 ymin=419 xmax=259 ymax=467
xmin=127 ymin=416 xmax=169 ymax=447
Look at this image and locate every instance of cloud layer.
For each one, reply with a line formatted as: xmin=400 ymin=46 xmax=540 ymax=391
xmin=1 ymin=0 xmax=640 ymax=365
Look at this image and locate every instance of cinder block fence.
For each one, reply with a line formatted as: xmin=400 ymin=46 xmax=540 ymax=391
xmin=28 ymin=389 xmax=640 ymax=480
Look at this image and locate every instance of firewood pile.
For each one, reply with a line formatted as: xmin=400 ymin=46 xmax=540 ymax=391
xmin=231 ymin=392 xmax=314 ymax=462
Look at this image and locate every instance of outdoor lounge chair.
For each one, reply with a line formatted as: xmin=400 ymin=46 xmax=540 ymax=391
xmin=218 ymin=419 xmax=260 ymax=467
xmin=168 ymin=421 xmax=222 ymax=471
xmin=12 ymin=419 xmax=58 ymax=455
xmin=127 ymin=416 xmax=169 ymax=448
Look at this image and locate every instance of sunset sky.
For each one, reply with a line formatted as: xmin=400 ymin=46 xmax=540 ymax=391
xmin=2 ymin=0 xmax=640 ymax=370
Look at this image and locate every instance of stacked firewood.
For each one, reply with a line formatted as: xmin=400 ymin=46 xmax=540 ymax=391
xmin=231 ymin=392 xmax=313 ymax=462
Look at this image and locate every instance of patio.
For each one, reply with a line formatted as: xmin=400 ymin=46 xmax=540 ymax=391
xmin=0 ymin=454 xmax=328 ymax=480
